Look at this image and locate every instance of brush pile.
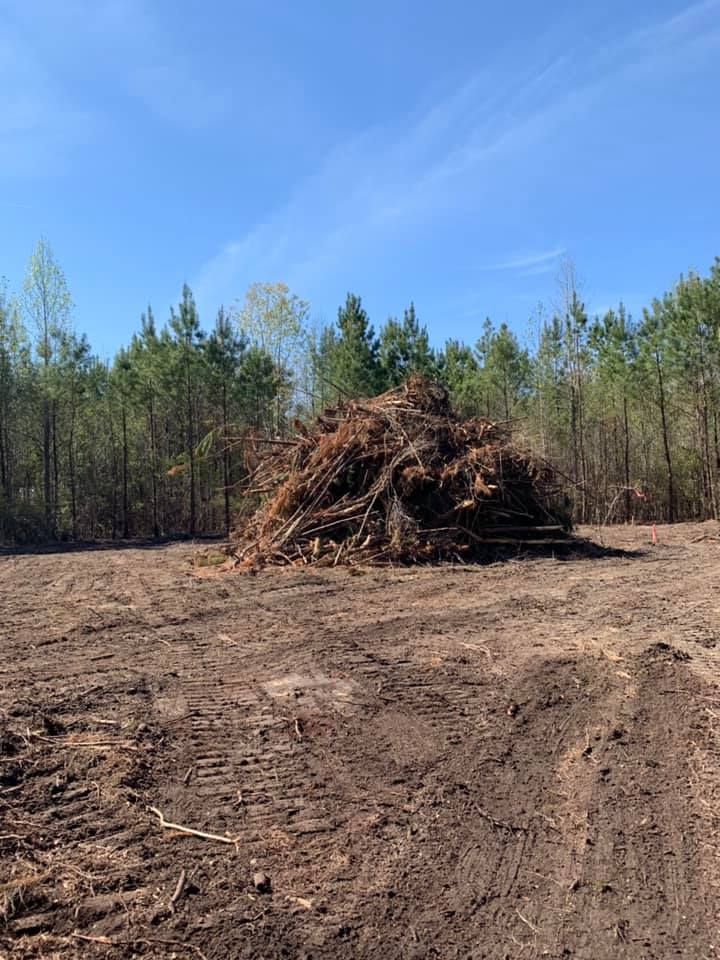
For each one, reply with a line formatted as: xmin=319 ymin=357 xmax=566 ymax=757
xmin=233 ymin=376 xmax=571 ymax=567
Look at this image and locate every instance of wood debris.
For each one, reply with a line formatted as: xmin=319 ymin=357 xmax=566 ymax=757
xmin=232 ymin=375 xmax=571 ymax=567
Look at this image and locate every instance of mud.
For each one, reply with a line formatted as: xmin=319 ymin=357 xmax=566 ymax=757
xmin=1 ymin=522 xmax=719 ymax=958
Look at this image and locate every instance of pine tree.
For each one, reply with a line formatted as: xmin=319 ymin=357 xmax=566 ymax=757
xmin=206 ymin=307 xmax=245 ymax=535
xmin=379 ymin=302 xmax=436 ymax=386
xmin=6 ymin=237 xmax=720 ymax=543
xmin=169 ymin=285 xmax=204 ymax=535
xmin=475 ymin=320 xmax=531 ymax=420
xmin=588 ymin=305 xmax=637 ymax=520
xmin=59 ymin=333 xmax=92 ymax=538
xmin=0 ymin=283 xmax=25 ymax=536
xmin=638 ymin=301 xmax=676 ymax=521
xmin=310 ymin=324 xmax=341 ymax=409
xmin=129 ymin=308 xmax=164 ymax=536
xmin=436 ymin=339 xmax=481 ymax=417
xmin=331 ymin=294 xmax=380 ymax=397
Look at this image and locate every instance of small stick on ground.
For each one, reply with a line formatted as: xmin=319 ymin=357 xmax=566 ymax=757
xmin=458 ymin=641 xmax=492 ymax=656
xmin=164 ymin=711 xmax=198 ymax=725
xmin=473 ymin=802 xmax=526 ymax=834
xmin=169 ymin=868 xmax=187 ymax=912
xmin=71 ymin=933 xmax=209 ymax=960
xmin=238 ymin=907 xmax=270 ymax=924
xmin=67 ymin=716 xmax=120 ymax=728
xmin=149 ymin=806 xmax=240 ymax=846
xmin=516 ymin=908 xmax=540 ymax=935
xmin=182 ymin=765 xmax=195 ymax=785
xmin=293 ymin=718 xmax=304 ymax=741
xmin=28 ymin=733 xmax=138 ymax=751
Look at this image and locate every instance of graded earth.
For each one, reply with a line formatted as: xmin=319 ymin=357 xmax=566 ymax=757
xmin=1 ymin=523 xmax=719 ymax=958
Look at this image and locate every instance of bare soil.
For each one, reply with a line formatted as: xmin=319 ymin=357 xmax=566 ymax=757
xmin=1 ymin=522 xmax=720 ymax=959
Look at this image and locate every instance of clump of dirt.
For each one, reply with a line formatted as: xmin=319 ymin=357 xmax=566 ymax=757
xmin=232 ymin=375 xmax=571 ymax=567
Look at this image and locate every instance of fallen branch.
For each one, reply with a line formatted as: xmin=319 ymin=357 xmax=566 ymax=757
xmin=473 ymin=802 xmax=526 ymax=834
xmin=238 ymin=907 xmax=270 ymax=924
xmin=169 ymin=868 xmax=187 ymax=912
xmin=149 ymin=806 xmax=240 ymax=846
xmin=71 ymin=933 xmax=208 ymax=960
xmin=67 ymin=716 xmax=120 ymax=728
xmin=516 ymin=908 xmax=540 ymax=935
xmin=457 ymin=641 xmax=492 ymax=656
xmin=28 ymin=733 xmax=138 ymax=750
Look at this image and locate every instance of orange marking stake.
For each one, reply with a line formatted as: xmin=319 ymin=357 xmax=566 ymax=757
xmin=651 ymin=523 xmax=657 ymax=546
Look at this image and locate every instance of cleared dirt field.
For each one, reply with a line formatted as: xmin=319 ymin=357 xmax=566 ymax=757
xmin=2 ymin=523 xmax=720 ymax=959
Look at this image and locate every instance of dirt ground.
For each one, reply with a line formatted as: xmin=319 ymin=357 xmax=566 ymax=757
xmin=2 ymin=523 xmax=720 ymax=959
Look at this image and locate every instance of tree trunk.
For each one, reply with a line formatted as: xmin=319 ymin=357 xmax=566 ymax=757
xmin=576 ymin=368 xmax=588 ymax=524
xmin=222 ymin=378 xmax=231 ymax=537
xmin=0 ymin=411 xmax=10 ymax=506
xmin=699 ymin=361 xmax=718 ymax=520
xmin=623 ymin=394 xmax=631 ymax=522
xmin=149 ymin=397 xmax=160 ymax=538
xmin=714 ymin=407 xmax=720 ymax=486
xmin=68 ymin=424 xmax=77 ymax=539
xmin=655 ymin=349 xmax=675 ymax=522
xmin=186 ymin=356 xmax=196 ymax=537
xmin=0 ymin=414 xmax=6 ymax=498
xmin=52 ymin=401 xmax=59 ymax=535
xmin=42 ymin=398 xmax=52 ymax=533
xmin=121 ymin=400 xmax=129 ymax=538
xmin=108 ymin=400 xmax=118 ymax=539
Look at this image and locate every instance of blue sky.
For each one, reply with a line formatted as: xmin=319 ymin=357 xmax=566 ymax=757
xmin=2 ymin=0 xmax=719 ymax=359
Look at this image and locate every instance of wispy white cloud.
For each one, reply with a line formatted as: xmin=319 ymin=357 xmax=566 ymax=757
xmin=629 ymin=0 xmax=720 ymax=45
xmin=482 ymin=248 xmax=565 ymax=272
xmin=193 ymin=1 xmax=720 ymax=314
xmin=192 ymin=60 xmax=571 ymax=306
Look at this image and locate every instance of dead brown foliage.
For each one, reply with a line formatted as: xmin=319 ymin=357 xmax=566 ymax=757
xmin=232 ymin=376 xmax=571 ymax=567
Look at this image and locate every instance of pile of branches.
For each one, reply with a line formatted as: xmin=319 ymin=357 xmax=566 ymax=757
xmin=232 ymin=376 xmax=571 ymax=567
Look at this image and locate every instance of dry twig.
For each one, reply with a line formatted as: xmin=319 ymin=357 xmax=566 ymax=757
xmin=71 ymin=933 xmax=209 ymax=960
xmin=169 ymin=868 xmax=187 ymax=912
xmin=473 ymin=802 xmax=527 ymax=834
xmin=149 ymin=805 xmax=240 ymax=846
xmin=516 ymin=909 xmax=540 ymax=935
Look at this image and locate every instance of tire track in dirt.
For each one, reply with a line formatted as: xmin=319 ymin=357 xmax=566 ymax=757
xmin=388 ymin=653 xmax=627 ymax=957
xmin=340 ymin=645 xmax=720 ymax=960
xmin=87 ymin=570 xmax=720 ymax=956
xmin=558 ymin=646 xmax=719 ymax=958
xmin=3 ymin=531 xmax=720 ymax=958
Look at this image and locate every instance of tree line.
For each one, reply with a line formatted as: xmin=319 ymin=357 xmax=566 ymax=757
xmin=1 ymin=239 xmax=719 ymax=543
